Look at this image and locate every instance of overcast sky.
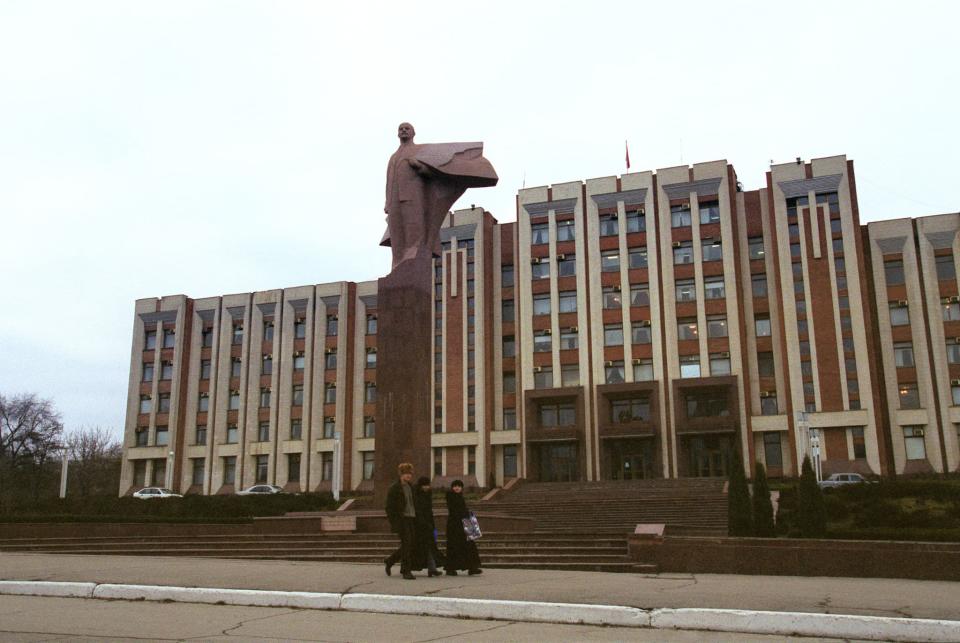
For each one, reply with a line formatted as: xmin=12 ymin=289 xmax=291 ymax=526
xmin=1 ymin=1 xmax=957 ymax=439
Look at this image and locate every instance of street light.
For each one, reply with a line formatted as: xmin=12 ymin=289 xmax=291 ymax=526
xmin=166 ymin=450 xmax=175 ymax=489
xmin=809 ymin=429 xmax=822 ymax=483
xmin=332 ymin=431 xmax=342 ymax=502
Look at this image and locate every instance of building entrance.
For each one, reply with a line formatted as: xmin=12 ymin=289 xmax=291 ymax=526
xmin=536 ymin=443 xmax=579 ymax=482
xmin=605 ymin=438 xmax=656 ymax=480
xmin=686 ymin=435 xmax=732 ymax=477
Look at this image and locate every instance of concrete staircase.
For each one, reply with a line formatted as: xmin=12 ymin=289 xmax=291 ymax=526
xmin=480 ymin=478 xmax=728 ymax=536
xmin=0 ymin=531 xmax=651 ymax=573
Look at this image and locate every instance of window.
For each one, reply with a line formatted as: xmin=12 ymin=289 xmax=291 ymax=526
xmin=699 ymin=200 xmax=720 ymax=224
xmin=531 ymin=261 xmax=550 ymax=280
xmin=556 ymin=219 xmax=575 ymax=241
xmin=630 ymin=284 xmax=649 ymax=307
xmin=752 ymin=274 xmax=767 ymax=298
xmin=290 ymin=418 xmax=302 ymax=440
xmin=324 ymin=384 xmax=336 ymax=404
xmin=701 ymin=239 xmax=722 ymax=262
xmin=611 ymin=397 xmax=651 ymax=423
xmin=850 ymin=427 xmax=866 ymax=459
xmin=761 ymin=394 xmax=778 ymax=416
xmin=763 ymin=433 xmax=782 ymax=468
xmin=632 ymin=323 xmax=652 ymax=344
xmin=936 ymin=254 xmax=956 ymax=281
xmin=561 ymin=364 xmax=579 ymax=387
xmin=365 ymin=350 xmax=377 ymax=368
xmin=366 ymin=315 xmax=378 ymax=335
xmin=893 ymin=342 xmax=915 ymax=368
xmin=558 ymin=254 xmax=576 ymax=277
xmin=261 ymin=354 xmax=272 ymax=375
xmin=626 ymin=210 xmax=645 ymax=233
xmin=531 ymin=222 xmax=548 ymax=245
xmin=903 ymin=426 xmax=926 ymax=460
xmin=884 ymin=260 xmax=905 ymax=285
xmin=142 ymin=363 xmax=154 ymax=383
xmin=786 ymin=195 xmax=808 ymax=217
xmin=256 ymin=421 xmax=270 ymax=442
xmin=154 ymin=425 xmax=168 ymax=446
xmin=200 ymin=359 xmax=211 ymax=380
xmin=503 ymin=335 xmax=515 ymax=358
xmin=145 ymin=330 xmax=157 ymax=350
xmin=222 ymin=456 xmax=237 ymax=485
xmin=685 ymin=390 xmax=729 ymax=417
xmin=159 ymin=361 xmax=173 ymax=380
xmin=364 ymin=416 xmax=376 ymax=438
xmin=673 ymin=241 xmax=693 ymax=265
xmin=191 ymin=458 xmax=205 ymax=486
xmin=559 ymin=329 xmax=578 ymax=350
xmin=671 ymin=204 xmax=692 ymax=227
xmin=228 ymin=390 xmax=240 ymax=410
xmin=503 ymin=408 xmax=517 ymax=430
xmin=163 ymin=329 xmax=176 ymax=349
xmin=135 ymin=427 xmax=148 ymax=447
xmin=788 ymin=223 xmax=800 ymax=238
xmin=757 ymin=352 xmax=775 ymax=377
xmin=533 ymin=330 xmax=552 ymax=353
xmin=605 ymin=360 xmax=625 ymax=384
xmin=158 ymin=393 xmax=170 ymax=413
xmin=260 ymin=320 xmax=275 ymax=342
xmin=755 ymin=315 xmax=772 ymax=337
xmin=252 ymin=454 xmax=268 ymax=483
xmin=286 ymin=453 xmax=301 ymax=482
xmin=259 ymin=388 xmax=271 ymax=408
xmin=943 ymin=302 xmax=960 ymax=321
xmin=501 ymin=264 xmax=514 ymax=287
xmin=953 ymin=385 xmax=960 ymax=406
xmin=195 ymin=425 xmax=207 ymax=445
xmin=629 ymin=248 xmax=648 ymax=269
xmin=603 ymin=286 xmax=622 ymax=309
xmin=710 ymin=353 xmax=731 ymax=376
xmin=287 ymin=384 xmax=301 ymax=406
xmin=534 ymin=367 xmax=553 ymax=389
xmin=293 ymin=353 xmax=305 ymax=370
xmin=817 ymin=191 xmax=840 ymax=214
xmin=899 ymin=383 xmax=921 ymax=409
xmin=291 ymin=317 xmax=306 ymax=339
xmin=604 ymin=324 xmax=624 ymax=346
xmin=540 ymin=402 xmax=576 ymax=427
xmin=198 ymin=393 xmax=209 ymax=412
xmin=677 ymin=318 xmax=698 ymax=340
xmin=325 ymin=350 xmax=337 ymax=370
xmin=889 ymin=303 xmax=909 ymax=326
xmin=748 ymin=237 xmax=765 ymax=260
xmin=680 ymin=355 xmax=701 ymax=378
xmin=558 ymin=291 xmax=577 ymax=313
xmin=323 ymin=417 xmax=336 ymax=439
xmin=599 ymin=213 xmax=619 ymax=236
xmin=201 ymin=327 xmax=214 ymax=347
xmin=226 ymin=424 xmax=238 ymax=443
xmin=533 ymin=294 xmax=551 ymax=316
xmin=633 ymin=359 xmax=653 ymax=381
xmin=707 ymin=315 xmax=728 ymax=338
xmin=232 ymin=324 xmax=244 ymax=345
xmin=503 ymin=372 xmax=516 ymax=393
xmin=321 ymin=452 xmax=334 ymax=481
xmin=675 ymin=279 xmax=696 ymax=303
xmin=231 ymin=358 xmax=242 ymax=378
xmin=948 ymin=342 xmax=960 ymax=365
xmin=362 ymin=452 xmax=375 ymax=480
xmin=326 ymin=316 xmax=339 ymax=336
xmin=601 ymin=252 xmax=620 ymax=272
xmin=502 ymin=299 xmax=515 ymax=322
xmin=503 ymin=445 xmax=518 ymax=477
xmin=703 ymin=277 xmax=725 ymax=300
xmin=365 ymin=383 xmax=377 ymax=403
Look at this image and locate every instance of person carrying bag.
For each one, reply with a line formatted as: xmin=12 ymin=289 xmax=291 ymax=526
xmin=444 ymin=479 xmax=482 ymax=576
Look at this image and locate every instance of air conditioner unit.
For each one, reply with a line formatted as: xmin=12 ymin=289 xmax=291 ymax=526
xmin=951 ymin=379 xmax=960 ymax=386
xmin=672 ymin=241 xmax=682 ymax=248
xmin=638 ymin=320 xmax=651 ymax=327
xmin=914 ymin=429 xmax=926 ymax=437
xmin=533 ymin=366 xmax=543 ymax=373
xmin=569 ymin=326 xmax=579 ymax=332
xmin=324 ymin=348 xmax=335 ymax=354
xmin=681 ymin=203 xmax=690 ymax=210
xmin=296 ymin=318 xmax=305 ymax=324
xmin=719 ymin=352 xmax=730 ymax=358
xmin=638 ymin=207 xmax=645 ymax=215
xmin=951 ymin=296 xmax=960 ymax=304
xmin=631 ymin=358 xmax=645 ymax=365
xmin=613 ymin=285 xmax=621 ymax=292
xmin=366 ymin=347 xmax=376 ymax=353
xmin=760 ymin=391 xmax=775 ymax=398
xmin=604 ymin=360 xmax=614 ymax=367
xmin=556 ymin=254 xmax=566 ymax=261
xmin=543 ymin=329 xmax=552 ymax=335
xmin=531 ymin=257 xmax=542 ymax=265
xmin=897 ymin=300 xmax=908 ymax=307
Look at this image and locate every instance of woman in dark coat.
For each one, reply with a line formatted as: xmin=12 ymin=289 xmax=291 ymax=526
xmin=413 ymin=476 xmax=442 ymax=576
xmin=444 ymin=479 xmax=482 ymax=576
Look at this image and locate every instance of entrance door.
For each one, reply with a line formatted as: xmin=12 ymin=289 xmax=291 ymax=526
xmin=617 ymin=453 xmax=649 ymax=480
xmin=538 ymin=444 xmax=579 ymax=482
xmin=688 ymin=436 xmax=731 ymax=477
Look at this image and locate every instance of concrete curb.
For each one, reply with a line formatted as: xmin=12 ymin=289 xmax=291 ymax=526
xmin=2 ymin=581 xmax=959 ymax=642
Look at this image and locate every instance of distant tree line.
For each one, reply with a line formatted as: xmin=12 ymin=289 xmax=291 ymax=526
xmin=0 ymin=392 xmax=121 ymax=512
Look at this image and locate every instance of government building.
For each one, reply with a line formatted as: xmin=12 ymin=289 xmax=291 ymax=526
xmin=119 ymin=154 xmax=960 ymax=495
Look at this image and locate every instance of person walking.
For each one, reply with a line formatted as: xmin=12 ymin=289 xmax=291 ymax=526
xmin=413 ymin=476 xmax=443 ymax=577
xmin=384 ymin=462 xmax=418 ymax=580
xmin=444 ymin=479 xmax=482 ymax=576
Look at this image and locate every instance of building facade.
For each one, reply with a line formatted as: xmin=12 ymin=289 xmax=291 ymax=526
xmin=120 ymin=155 xmax=960 ymax=495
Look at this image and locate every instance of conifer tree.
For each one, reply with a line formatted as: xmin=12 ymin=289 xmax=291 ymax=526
xmin=796 ymin=455 xmax=827 ymax=538
xmin=752 ymin=462 xmax=776 ymax=537
xmin=727 ymin=448 xmax=753 ymax=537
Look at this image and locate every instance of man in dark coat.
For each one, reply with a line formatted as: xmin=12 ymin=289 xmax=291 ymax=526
xmin=413 ymin=476 xmax=443 ymax=577
xmin=444 ymin=479 xmax=482 ymax=576
xmin=384 ymin=462 xmax=418 ymax=580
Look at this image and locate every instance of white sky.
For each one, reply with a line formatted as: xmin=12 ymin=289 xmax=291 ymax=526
xmin=1 ymin=1 xmax=957 ymax=439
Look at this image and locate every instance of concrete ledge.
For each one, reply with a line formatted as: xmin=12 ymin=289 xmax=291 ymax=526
xmin=2 ymin=581 xmax=959 ymax=641
xmin=651 ymin=608 xmax=960 ymax=643
xmin=342 ymin=593 xmax=649 ymax=627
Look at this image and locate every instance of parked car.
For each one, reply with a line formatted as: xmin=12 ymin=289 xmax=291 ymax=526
xmin=236 ymin=484 xmax=284 ymax=495
xmin=818 ymin=473 xmax=870 ymax=490
xmin=133 ymin=487 xmax=182 ymax=499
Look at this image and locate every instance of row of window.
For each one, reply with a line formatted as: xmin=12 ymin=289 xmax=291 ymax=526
xmin=884 ymin=254 xmax=956 ymax=286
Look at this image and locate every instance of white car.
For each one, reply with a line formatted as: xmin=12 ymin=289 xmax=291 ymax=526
xmin=236 ymin=484 xmax=284 ymax=495
xmin=133 ymin=487 xmax=182 ymax=499
xmin=818 ymin=473 xmax=870 ymax=490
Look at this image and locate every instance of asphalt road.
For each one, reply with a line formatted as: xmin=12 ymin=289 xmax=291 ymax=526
xmin=0 ymin=595 xmax=849 ymax=642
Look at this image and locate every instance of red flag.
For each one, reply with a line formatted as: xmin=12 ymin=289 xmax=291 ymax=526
xmin=625 ymin=140 xmax=631 ymax=170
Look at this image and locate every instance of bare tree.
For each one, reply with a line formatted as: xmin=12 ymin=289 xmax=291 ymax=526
xmin=65 ymin=426 xmax=122 ymax=497
xmin=0 ymin=393 xmax=64 ymax=508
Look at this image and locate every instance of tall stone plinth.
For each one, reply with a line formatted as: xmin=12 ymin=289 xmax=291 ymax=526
xmin=374 ymin=254 xmax=434 ymax=505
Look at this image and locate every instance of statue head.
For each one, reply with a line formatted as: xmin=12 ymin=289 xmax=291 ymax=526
xmin=397 ymin=122 xmax=415 ymax=143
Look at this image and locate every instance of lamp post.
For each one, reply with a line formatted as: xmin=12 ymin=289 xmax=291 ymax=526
xmin=166 ymin=450 xmax=175 ymax=489
xmin=809 ymin=429 xmax=822 ymax=483
xmin=332 ymin=432 xmax=342 ymax=502
xmin=59 ymin=450 xmax=68 ymax=499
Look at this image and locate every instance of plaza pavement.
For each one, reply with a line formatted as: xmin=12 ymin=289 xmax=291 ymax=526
xmin=2 ymin=552 xmax=959 ymax=641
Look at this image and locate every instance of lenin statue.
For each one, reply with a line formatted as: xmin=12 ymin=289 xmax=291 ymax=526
xmin=381 ymin=122 xmax=498 ymax=270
